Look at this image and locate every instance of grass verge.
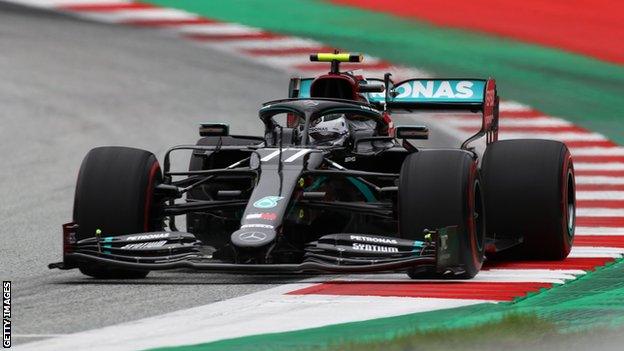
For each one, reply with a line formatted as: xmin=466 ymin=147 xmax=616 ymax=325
xmin=309 ymin=313 xmax=621 ymax=351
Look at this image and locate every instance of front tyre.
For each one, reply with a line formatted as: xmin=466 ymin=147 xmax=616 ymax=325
xmin=399 ymin=150 xmax=485 ymax=279
xmin=73 ymin=146 xmax=163 ymax=278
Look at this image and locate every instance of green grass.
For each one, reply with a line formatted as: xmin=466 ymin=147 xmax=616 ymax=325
xmin=305 ymin=313 xmax=620 ymax=351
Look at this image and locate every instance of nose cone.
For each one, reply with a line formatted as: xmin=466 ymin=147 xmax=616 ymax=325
xmin=231 ymin=228 xmax=276 ymax=248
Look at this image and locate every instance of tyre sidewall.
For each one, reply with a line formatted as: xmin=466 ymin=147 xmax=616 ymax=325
xmin=399 ymin=150 xmax=485 ymax=278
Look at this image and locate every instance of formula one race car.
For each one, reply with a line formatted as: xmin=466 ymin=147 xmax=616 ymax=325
xmin=50 ymin=53 xmax=576 ymax=279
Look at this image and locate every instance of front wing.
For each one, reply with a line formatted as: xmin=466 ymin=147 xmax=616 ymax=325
xmin=49 ymin=223 xmax=462 ymax=275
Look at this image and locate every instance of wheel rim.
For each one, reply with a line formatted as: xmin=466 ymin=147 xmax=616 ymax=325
xmin=566 ymin=170 xmax=576 ymax=237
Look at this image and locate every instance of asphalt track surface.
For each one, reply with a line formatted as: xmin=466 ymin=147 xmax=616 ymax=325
xmin=0 ymin=2 xmax=297 ymax=344
xmin=0 ymin=2 xmax=458 ymax=346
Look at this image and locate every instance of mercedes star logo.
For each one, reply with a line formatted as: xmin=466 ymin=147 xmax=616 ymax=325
xmin=303 ymin=100 xmax=319 ymax=106
xmin=239 ymin=231 xmax=268 ymax=242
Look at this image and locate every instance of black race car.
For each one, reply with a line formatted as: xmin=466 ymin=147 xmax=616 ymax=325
xmin=50 ymin=53 xmax=576 ymax=279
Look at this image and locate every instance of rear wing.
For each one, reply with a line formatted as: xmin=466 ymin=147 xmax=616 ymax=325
xmin=289 ymin=77 xmax=499 ymax=147
xmin=377 ymin=78 xmax=499 ymax=146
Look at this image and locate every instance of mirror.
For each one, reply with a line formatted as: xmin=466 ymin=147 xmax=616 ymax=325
xmin=199 ymin=123 xmax=229 ymax=137
xmin=395 ymin=126 xmax=429 ymax=140
xmin=271 ymin=113 xmax=304 ymax=128
xmin=358 ymin=81 xmax=385 ymax=93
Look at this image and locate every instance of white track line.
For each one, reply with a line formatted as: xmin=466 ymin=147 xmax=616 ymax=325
xmin=576 ymin=227 xmax=624 ymax=235
xmin=5 ymin=0 xmax=129 ymax=6
xmin=455 ymin=269 xmax=583 ymax=283
xmin=499 ymin=101 xmax=532 ymax=111
xmin=498 ymin=132 xmax=607 ymax=141
xmin=574 ymin=163 xmax=624 ymax=171
xmin=14 ymin=283 xmax=486 ymax=351
xmin=333 ymin=269 xmax=584 ymax=284
xmin=570 ymin=147 xmax=624 ymax=156
xmin=442 ymin=117 xmax=572 ymax=127
xmin=375 ymin=66 xmax=431 ymax=79
xmin=176 ymin=23 xmax=264 ymax=35
xmin=569 ymin=246 xmax=624 ymax=258
xmin=78 ymin=9 xmax=199 ymax=23
xmin=578 ymin=208 xmax=624 ymax=216
xmin=577 ymin=191 xmax=624 ymax=200
xmin=227 ymin=37 xmax=324 ymax=49
xmin=576 ymin=176 xmax=624 ymax=184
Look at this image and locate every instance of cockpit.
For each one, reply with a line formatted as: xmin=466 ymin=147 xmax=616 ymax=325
xmin=259 ymin=98 xmax=385 ymax=148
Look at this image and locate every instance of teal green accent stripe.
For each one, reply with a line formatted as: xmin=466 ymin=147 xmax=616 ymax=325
xmin=304 ymin=175 xmax=375 ymax=201
xmin=296 ymin=78 xmax=312 ymax=98
xmin=305 ymin=176 xmax=327 ymax=191
xmin=389 ymin=79 xmax=485 ymax=103
xmin=103 ymin=236 xmax=113 ymax=254
xmin=346 ymin=177 xmax=376 ymax=202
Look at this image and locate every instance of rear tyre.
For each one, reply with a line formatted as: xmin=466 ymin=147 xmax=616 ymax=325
xmin=399 ymin=150 xmax=485 ymax=279
xmin=73 ymin=146 xmax=163 ymax=279
xmin=482 ymin=139 xmax=575 ymax=260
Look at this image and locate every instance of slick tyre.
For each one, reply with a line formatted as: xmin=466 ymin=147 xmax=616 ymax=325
xmin=73 ymin=146 xmax=163 ymax=279
xmin=482 ymin=139 xmax=575 ymax=260
xmin=399 ymin=150 xmax=485 ymax=279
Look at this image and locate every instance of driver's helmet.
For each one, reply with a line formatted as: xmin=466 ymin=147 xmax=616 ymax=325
xmin=308 ymin=114 xmax=349 ymax=146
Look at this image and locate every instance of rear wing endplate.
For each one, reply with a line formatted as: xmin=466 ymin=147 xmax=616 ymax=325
xmin=371 ymin=78 xmax=499 ymax=146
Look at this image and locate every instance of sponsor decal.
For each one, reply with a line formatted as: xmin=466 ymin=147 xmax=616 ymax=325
xmin=253 ymin=196 xmax=284 ymax=209
xmin=241 ymin=224 xmax=274 ymax=229
xmin=126 ymin=233 xmax=170 ymax=241
xmin=238 ymin=231 xmax=268 ymax=242
xmin=352 ymin=243 xmax=399 ymax=253
xmin=262 ymin=212 xmax=277 ymax=221
xmin=261 ymin=149 xmax=313 ymax=163
xmin=309 ymin=126 xmax=328 ymax=132
xmin=367 ymin=91 xmax=385 ymax=100
xmin=121 ymin=241 xmax=167 ymax=250
xmin=350 ymin=235 xmax=398 ymax=245
xmin=245 ymin=213 xmax=277 ymax=221
xmin=391 ymin=80 xmax=485 ymax=102
xmin=3 ymin=281 xmax=10 ymax=348
xmin=396 ymin=80 xmax=474 ymax=99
